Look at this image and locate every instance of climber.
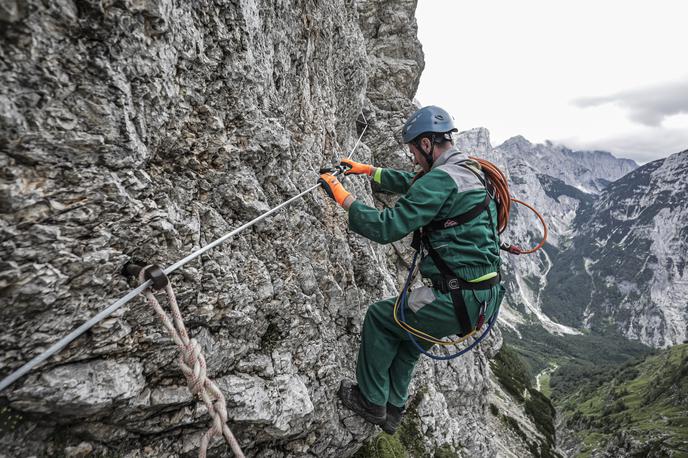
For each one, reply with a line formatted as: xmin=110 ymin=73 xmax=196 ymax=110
xmin=318 ymin=106 xmax=505 ymax=434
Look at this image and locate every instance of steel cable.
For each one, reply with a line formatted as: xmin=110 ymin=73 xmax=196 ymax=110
xmin=0 ymin=115 xmax=368 ymax=393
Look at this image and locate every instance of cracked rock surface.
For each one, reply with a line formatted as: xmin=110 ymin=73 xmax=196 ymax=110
xmin=0 ymin=1 xmax=533 ymax=456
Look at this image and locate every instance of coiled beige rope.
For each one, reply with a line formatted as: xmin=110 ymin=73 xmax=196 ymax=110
xmin=139 ymin=266 xmax=244 ymax=458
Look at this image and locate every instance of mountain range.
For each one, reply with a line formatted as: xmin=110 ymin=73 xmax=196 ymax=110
xmin=457 ymin=128 xmax=687 ymax=349
xmin=542 ymin=150 xmax=688 ymax=348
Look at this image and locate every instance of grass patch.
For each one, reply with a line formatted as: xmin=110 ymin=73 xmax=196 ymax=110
xmin=434 ymin=444 xmax=459 ymax=458
xmin=490 ymin=344 xmax=530 ymax=402
xmin=578 ymin=431 xmax=606 ymax=456
xmin=524 ymin=388 xmax=556 ymax=446
xmin=490 ymin=344 xmax=560 ymax=456
xmin=396 ymin=389 xmax=426 ymax=457
xmin=354 ymin=433 xmax=407 ymax=458
xmin=557 ymin=344 xmax=688 ymax=456
xmin=0 ymin=404 xmax=25 ymax=434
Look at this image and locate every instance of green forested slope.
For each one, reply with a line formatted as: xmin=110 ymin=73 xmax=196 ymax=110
xmin=554 ymin=344 xmax=688 ymax=457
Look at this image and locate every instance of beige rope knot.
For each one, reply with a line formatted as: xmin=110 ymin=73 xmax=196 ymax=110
xmin=139 ymin=266 xmax=244 ymax=458
xmin=180 ymin=339 xmax=207 ymax=395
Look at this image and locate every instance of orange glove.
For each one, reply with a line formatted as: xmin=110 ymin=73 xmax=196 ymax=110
xmin=318 ymin=173 xmax=351 ymax=206
xmin=340 ymin=158 xmax=374 ymax=176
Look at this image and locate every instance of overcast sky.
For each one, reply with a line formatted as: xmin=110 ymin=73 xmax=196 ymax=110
xmin=415 ymin=1 xmax=688 ymax=163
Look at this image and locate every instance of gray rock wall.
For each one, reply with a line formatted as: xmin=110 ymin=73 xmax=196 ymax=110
xmin=1 ymin=1 xmax=531 ymax=456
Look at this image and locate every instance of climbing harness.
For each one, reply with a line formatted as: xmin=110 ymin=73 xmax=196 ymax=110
xmin=393 ymin=157 xmax=547 ymax=360
xmin=131 ymin=264 xmax=244 ymax=458
xmin=393 ymin=251 xmax=501 ymax=360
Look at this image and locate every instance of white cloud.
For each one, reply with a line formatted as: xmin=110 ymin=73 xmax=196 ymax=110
xmin=415 ymin=0 xmax=688 ymax=161
xmin=556 ymin=125 xmax=688 ymax=164
xmin=574 ymin=80 xmax=688 ymax=127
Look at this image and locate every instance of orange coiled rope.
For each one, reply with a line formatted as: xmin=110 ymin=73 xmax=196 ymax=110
xmin=469 ymin=157 xmax=548 ymax=254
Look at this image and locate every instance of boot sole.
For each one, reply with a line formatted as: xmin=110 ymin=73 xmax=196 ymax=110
xmin=338 ymin=384 xmax=386 ymax=425
xmin=381 ymin=423 xmax=398 ymax=434
xmin=341 ymin=396 xmax=387 ymax=425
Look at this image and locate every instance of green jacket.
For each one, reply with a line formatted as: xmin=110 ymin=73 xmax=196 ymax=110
xmin=348 ymin=147 xmax=501 ymax=282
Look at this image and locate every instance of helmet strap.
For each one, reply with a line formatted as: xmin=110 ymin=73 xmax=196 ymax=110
xmin=415 ymin=135 xmax=436 ymax=169
xmin=412 ymin=139 xmax=428 ymax=169
xmin=425 ymin=142 xmax=435 ymax=168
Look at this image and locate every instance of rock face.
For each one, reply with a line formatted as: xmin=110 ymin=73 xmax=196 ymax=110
xmin=0 ymin=1 xmax=537 ymax=457
xmin=9 ymin=359 xmax=146 ymax=417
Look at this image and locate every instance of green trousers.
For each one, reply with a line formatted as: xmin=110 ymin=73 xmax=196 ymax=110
xmin=355 ymin=284 xmax=503 ymax=407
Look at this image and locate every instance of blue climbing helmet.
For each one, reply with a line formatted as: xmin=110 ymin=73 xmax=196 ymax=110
xmin=401 ymin=105 xmax=457 ymax=144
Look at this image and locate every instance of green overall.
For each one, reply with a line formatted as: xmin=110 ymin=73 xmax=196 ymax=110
xmin=347 ymin=148 xmax=505 ymax=408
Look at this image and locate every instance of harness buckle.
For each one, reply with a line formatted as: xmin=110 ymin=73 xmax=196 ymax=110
xmin=447 ymin=278 xmax=461 ymax=290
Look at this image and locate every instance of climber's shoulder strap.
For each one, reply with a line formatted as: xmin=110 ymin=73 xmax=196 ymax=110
xmin=423 ymin=163 xmax=494 ymax=233
xmin=423 ymin=189 xmax=492 ymax=232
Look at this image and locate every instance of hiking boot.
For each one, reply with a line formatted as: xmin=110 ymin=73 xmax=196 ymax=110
xmin=381 ymin=403 xmax=405 ymax=434
xmin=338 ymin=380 xmax=386 ymax=425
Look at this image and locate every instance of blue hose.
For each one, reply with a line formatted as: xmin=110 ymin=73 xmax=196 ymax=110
xmin=397 ymin=254 xmax=499 ymax=361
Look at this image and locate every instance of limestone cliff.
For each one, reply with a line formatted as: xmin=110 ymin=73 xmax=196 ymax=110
xmin=1 ymin=1 xmax=542 ymax=456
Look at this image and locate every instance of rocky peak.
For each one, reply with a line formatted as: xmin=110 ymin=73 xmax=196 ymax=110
xmin=496 ymin=137 xmax=637 ymax=193
xmin=455 ymin=127 xmax=493 ymax=157
xmin=498 ymin=135 xmax=533 ymax=155
xmin=650 ymin=148 xmax=688 ymax=189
